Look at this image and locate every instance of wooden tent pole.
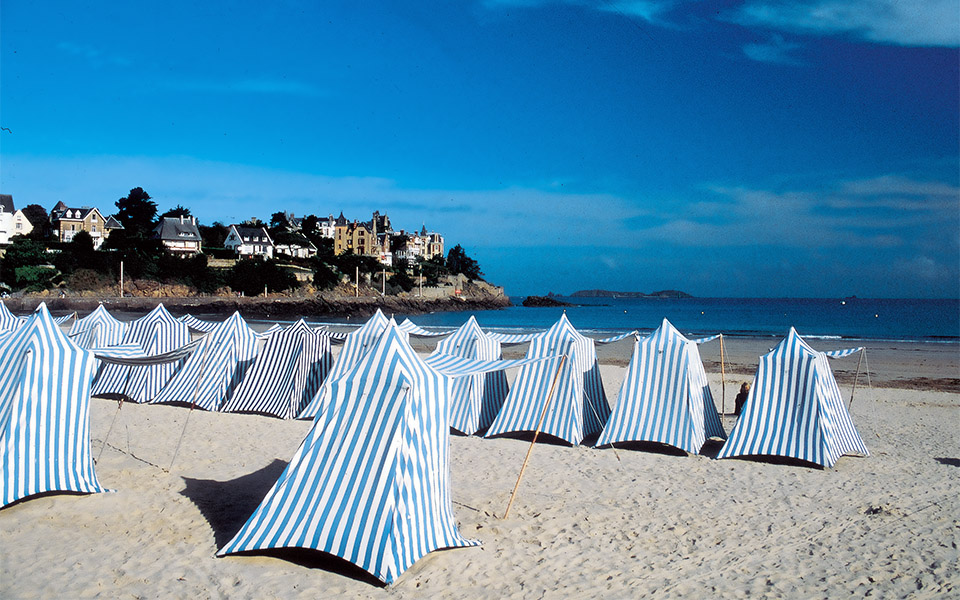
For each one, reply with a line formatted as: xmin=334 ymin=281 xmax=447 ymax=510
xmin=502 ymin=354 xmax=567 ymax=520
xmin=848 ymin=348 xmax=865 ymax=409
xmin=719 ymin=334 xmax=726 ymax=415
xmin=168 ymin=340 xmax=209 ymax=472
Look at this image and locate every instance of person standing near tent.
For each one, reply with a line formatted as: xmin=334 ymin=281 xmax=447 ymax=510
xmin=734 ymin=382 xmax=750 ymax=417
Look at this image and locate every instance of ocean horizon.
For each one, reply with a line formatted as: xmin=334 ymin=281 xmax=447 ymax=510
xmin=315 ymin=296 xmax=960 ymax=344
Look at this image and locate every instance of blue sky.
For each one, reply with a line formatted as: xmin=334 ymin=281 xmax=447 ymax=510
xmin=1 ymin=0 xmax=957 ymax=298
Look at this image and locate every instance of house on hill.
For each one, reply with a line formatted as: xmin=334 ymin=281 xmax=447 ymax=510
xmin=273 ymin=231 xmax=317 ymax=259
xmin=50 ymin=201 xmax=116 ymax=249
xmin=334 ymin=210 xmax=394 ymax=265
xmin=224 ymin=224 xmax=274 ymax=258
xmin=153 ymin=215 xmax=202 ymax=256
xmin=0 ymin=194 xmax=34 ymax=244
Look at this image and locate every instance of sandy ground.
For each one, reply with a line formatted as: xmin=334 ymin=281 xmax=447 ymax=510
xmin=1 ymin=335 xmax=958 ymax=598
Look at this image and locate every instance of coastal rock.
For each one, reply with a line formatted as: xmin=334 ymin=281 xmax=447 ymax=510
xmin=522 ymin=295 xmax=573 ymax=307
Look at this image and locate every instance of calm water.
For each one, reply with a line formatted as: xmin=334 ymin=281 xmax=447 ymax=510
xmin=377 ymin=297 xmax=959 ymax=343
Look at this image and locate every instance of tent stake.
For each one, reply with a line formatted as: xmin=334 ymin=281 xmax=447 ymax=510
xmin=848 ymin=348 xmax=865 ymax=409
xmin=168 ymin=340 xmax=209 ymax=472
xmin=719 ymin=334 xmax=726 ymax=415
xmin=96 ymin=398 xmax=123 ymax=464
xmin=502 ymin=354 xmax=567 ymax=520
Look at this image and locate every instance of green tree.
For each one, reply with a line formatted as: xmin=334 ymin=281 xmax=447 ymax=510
xmin=1 ymin=238 xmax=49 ymax=286
xmin=21 ymin=204 xmax=51 ymax=240
xmin=160 ymin=205 xmax=192 ymax=218
xmin=301 ymin=214 xmax=319 ymax=234
xmin=269 ymin=211 xmax=290 ymax=230
xmin=199 ymin=222 xmax=229 ymax=248
xmin=446 ymin=244 xmax=483 ymax=280
xmin=114 ymin=187 xmax=158 ymax=238
xmin=419 ymin=255 xmax=448 ymax=286
xmin=229 ymin=259 xmax=298 ymax=296
xmin=311 ymin=259 xmax=340 ymax=290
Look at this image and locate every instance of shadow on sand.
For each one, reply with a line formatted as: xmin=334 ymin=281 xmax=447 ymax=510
xmin=180 ymin=459 xmax=289 ymax=548
xmin=180 ymin=460 xmax=386 ymax=586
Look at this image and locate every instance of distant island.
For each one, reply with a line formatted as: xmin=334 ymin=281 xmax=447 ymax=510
xmin=566 ymin=289 xmax=693 ymax=299
xmin=522 ymin=295 xmax=574 ymax=307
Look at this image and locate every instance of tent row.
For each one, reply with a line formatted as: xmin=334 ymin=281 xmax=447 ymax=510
xmin=8 ymin=301 xmax=870 ymax=466
xmin=2 ymin=301 xmax=870 ymax=587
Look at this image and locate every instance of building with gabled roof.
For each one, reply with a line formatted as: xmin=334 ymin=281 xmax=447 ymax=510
xmin=49 ymin=202 xmax=115 ymax=249
xmin=152 ymin=216 xmax=202 ymax=256
xmin=0 ymin=194 xmax=34 ymax=244
xmin=224 ymin=224 xmax=274 ymax=259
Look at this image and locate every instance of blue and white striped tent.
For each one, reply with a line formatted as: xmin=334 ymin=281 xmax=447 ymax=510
xmin=1 ymin=303 xmax=108 ymax=508
xmin=398 ymin=318 xmax=453 ymax=338
xmin=0 ymin=302 xmax=24 ymax=333
xmin=178 ymin=313 xmax=221 ymax=334
xmin=716 ymin=328 xmax=868 ymax=468
xmin=91 ymin=303 xmax=191 ymax=403
xmin=486 ymin=313 xmax=610 ymax=446
xmin=297 ymin=309 xmax=406 ymax=420
xmin=218 ymin=321 xmax=479 ymax=584
xmin=151 ymin=312 xmax=259 ymax=411
xmin=431 ymin=316 xmax=509 ymax=435
xmin=69 ymin=304 xmax=128 ymax=349
xmin=596 ymin=319 xmax=725 ymax=454
xmin=222 ymin=319 xmax=332 ymax=419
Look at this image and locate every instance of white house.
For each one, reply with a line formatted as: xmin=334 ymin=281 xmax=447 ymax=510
xmin=274 ymin=233 xmax=317 ymax=259
xmin=224 ymin=225 xmax=274 ymax=259
xmin=0 ymin=195 xmax=34 ymax=244
xmin=153 ymin=216 xmax=202 ymax=256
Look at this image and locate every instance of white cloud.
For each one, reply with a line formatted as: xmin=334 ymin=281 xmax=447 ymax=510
xmin=482 ymin=0 xmax=679 ymax=23
xmin=0 ymin=154 xmax=640 ymax=249
xmin=742 ymin=34 xmax=806 ymax=65
xmin=57 ymin=42 xmax=132 ymax=68
xmin=631 ymin=175 xmax=959 ymax=249
xmin=733 ymin=0 xmax=960 ymax=47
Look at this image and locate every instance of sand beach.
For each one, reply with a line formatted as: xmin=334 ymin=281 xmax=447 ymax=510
xmin=1 ymin=322 xmax=958 ymax=598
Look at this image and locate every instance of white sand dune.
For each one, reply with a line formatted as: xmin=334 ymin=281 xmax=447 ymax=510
xmin=1 ymin=353 xmax=958 ymax=598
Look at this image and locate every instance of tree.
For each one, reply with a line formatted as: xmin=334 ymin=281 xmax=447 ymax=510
xmin=419 ymin=255 xmax=448 ymax=286
xmin=301 ymin=214 xmax=319 ymax=234
xmin=229 ymin=259 xmax=298 ymax=296
xmin=21 ymin=204 xmax=48 ymax=228
xmin=199 ymin=222 xmax=229 ymax=248
xmin=446 ymin=244 xmax=483 ymax=280
xmin=270 ymin=211 xmax=290 ymax=230
xmin=311 ymin=260 xmax=340 ymax=290
xmin=160 ymin=205 xmax=192 ymax=218
xmin=21 ymin=204 xmax=51 ymax=240
xmin=1 ymin=238 xmax=51 ymax=287
xmin=114 ymin=187 xmax=158 ymax=238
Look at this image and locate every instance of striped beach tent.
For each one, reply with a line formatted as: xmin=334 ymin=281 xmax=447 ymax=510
xmin=151 ymin=312 xmax=259 ymax=411
xmin=716 ymin=328 xmax=868 ymax=468
xmin=218 ymin=321 xmax=479 ymax=584
xmin=486 ymin=312 xmax=610 ymax=446
xmin=69 ymin=304 xmax=128 ymax=349
xmin=1 ymin=303 xmax=108 ymax=507
xmin=431 ymin=316 xmax=509 ymax=435
xmin=297 ymin=309 xmax=406 ymax=419
xmin=222 ymin=319 xmax=332 ymax=419
xmin=91 ymin=303 xmax=191 ymax=403
xmin=596 ymin=319 xmax=725 ymax=454
xmin=178 ymin=313 xmax=221 ymax=334
xmin=0 ymin=302 xmax=24 ymax=333
xmin=398 ymin=318 xmax=453 ymax=337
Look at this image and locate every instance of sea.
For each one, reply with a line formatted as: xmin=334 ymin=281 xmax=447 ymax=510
xmin=362 ymin=297 xmax=960 ymax=344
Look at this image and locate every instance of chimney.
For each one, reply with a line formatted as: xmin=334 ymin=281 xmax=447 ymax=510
xmin=180 ymin=215 xmax=184 ymax=224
